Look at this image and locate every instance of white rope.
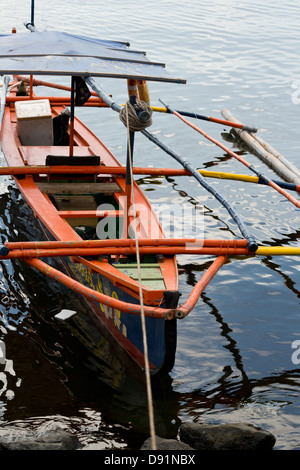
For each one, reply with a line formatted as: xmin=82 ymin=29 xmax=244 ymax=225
xmin=125 ymin=103 xmax=157 ymax=450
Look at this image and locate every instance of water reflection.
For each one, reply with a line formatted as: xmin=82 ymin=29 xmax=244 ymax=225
xmin=0 ymin=336 xmax=22 ymax=412
xmin=0 ymin=165 xmax=300 ymax=448
xmin=0 ymin=185 xmax=181 ymax=443
xmin=10 ymin=205 xmax=300 ymax=405
xmin=0 ymin=187 xmax=254 ymax=403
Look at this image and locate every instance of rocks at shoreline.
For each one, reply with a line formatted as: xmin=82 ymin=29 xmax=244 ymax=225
xmin=0 ymin=420 xmax=276 ymax=451
xmin=179 ymin=422 xmax=276 ymax=451
xmin=0 ymin=421 xmax=81 ymax=451
xmin=142 ymin=422 xmax=276 ymax=451
xmin=141 ymin=435 xmax=194 ymax=451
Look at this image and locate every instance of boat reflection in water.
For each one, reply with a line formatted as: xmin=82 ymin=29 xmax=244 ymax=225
xmin=0 ymin=185 xmax=180 ymax=438
xmin=1 ymin=186 xmax=300 ymax=448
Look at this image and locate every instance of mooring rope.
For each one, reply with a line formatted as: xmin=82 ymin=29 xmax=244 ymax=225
xmin=124 ymin=104 xmax=157 ymax=450
xmin=120 ymin=99 xmax=152 ymax=132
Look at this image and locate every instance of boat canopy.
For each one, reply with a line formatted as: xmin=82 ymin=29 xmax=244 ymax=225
xmin=0 ymin=31 xmax=186 ymax=83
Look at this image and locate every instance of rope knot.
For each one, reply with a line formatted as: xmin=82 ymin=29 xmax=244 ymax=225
xmin=119 ymin=99 xmax=153 ymax=132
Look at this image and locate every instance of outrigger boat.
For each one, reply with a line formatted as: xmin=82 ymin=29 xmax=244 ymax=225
xmin=1 ymin=8 xmax=300 ymax=379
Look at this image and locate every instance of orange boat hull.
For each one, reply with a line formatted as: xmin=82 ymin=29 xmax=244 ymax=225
xmin=1 ymin=86 xmax=179 ymax=375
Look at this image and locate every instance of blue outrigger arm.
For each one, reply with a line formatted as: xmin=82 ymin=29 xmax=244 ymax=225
xmin=85 ymin=76 xmax=258 ymax=252
xmin=141 ymin=128 xmax=258 ymax=252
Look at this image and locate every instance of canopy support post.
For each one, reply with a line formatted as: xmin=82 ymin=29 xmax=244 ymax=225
xmin=123 ymin=94 xmax=136 ymax=238
xmin=69 ymin=76 xmax=75 ymax=157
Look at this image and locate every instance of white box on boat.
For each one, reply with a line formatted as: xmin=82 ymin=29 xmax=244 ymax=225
xmin=15 ymin=99 xmax=53 ymax=145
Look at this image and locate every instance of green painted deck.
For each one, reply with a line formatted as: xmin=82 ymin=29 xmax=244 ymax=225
xmin=112 ymin=262 xmax=165 ymax=290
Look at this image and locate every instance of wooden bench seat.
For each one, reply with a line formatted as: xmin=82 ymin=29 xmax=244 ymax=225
xmin=36 ymin=181 xmax=121 ymax=195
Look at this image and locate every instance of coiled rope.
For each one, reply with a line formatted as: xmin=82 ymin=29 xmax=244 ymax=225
xmin=119 ymin=98 xmax=153 ymax=132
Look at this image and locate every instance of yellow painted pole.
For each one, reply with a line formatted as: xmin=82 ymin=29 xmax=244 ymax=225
xmin=199 ymin=170 xmax=259 ymax=184
xmin=255 ymin=247 xmax=300 ymax=256
xmin=150 ymin=106 xmax=168 ymax=113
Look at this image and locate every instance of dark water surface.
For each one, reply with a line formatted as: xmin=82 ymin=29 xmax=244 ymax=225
xmin=1 ymin=0 xmax=300 ymax=450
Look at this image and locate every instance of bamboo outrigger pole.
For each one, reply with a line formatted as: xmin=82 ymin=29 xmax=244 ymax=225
xmin=14 ymin=76 xmax=257 ymax=132
xmin=23 ymin=255 xmax=228 ymax=320
xmin=2 ymin=244 xmax=300 ymax=260
xmin=0 ymin=246 xmax=252 ymax=260
xmin=152 ymin=106 xmax=258 ymax=133
xmin=15 ymin=75 xmax=99 ymax=97
xmin=5 ymin=238 xmax=249 ymax=250
xmin=160 ymin=99 xmax=300 ymax=210
xmin=221 ymin=108 xmax=300 ymax=184
xmin=0 ymin=164 xmax=299 ymax=192
xmin=6 ymin=95 xmax=107 ymax=107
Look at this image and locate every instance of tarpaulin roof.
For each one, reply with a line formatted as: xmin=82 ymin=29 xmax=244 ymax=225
xmin=0 ymin=31 xmax=186 ymax=83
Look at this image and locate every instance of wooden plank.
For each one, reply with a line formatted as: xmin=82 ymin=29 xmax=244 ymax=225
xmin=53 ymin=195 xmax=97 ymax=211
xmin=36 ymin=181 xmax=121 ymax=194
xmin=53 ymin=195 xmax=98 ymax=228
xmin=15 ymin=177 xmax=82 ymax=241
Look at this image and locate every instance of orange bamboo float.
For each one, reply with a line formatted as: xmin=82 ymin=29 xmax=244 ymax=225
xmin=6 ymin=95 xmax=108 ymax=107
xmin=24 ymin=255 xmax=227 ymax=320
xmin=178 ymin=255 xmax=227 ymax=316
xmin=0 ymin=246 xmax=250 ymax=260
xmin=24 ymin=258 xmax=173 ymax=319
xmin=1 ymin=165 xmax=299 ymax=192
xmin=15 ymin=74 xmax=99 ymax=97
xmin=5 ymin=238 xmax=248 ymax=250
xmin=0 ymin=165 xmax=189 ymax=176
